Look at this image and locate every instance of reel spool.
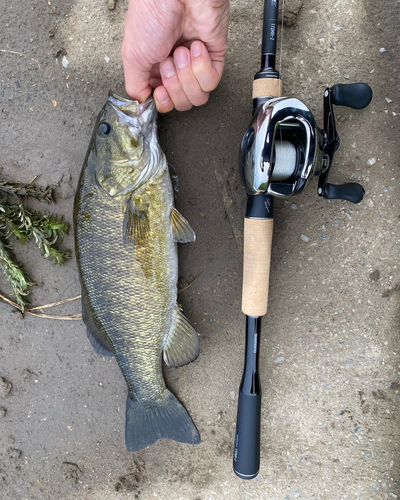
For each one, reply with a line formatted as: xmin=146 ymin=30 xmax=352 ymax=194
xmin=270 ymin=141 xmax=297 ymax=181
xmin=240 ymin=83 xmax=372 ymax=203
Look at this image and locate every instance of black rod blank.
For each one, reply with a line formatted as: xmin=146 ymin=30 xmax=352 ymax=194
xmin=261 ymin=0 xmax=280 ymax=71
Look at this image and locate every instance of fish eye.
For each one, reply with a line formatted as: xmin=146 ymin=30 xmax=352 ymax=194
xmin=98 ymin=122 xmax=111 ymax=136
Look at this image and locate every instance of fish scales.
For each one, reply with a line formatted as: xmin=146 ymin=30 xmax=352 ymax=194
xmin=74 ymin=93 xmax=200 ymax=451
xmin=76 ymin=166 xmax=175 ymax=401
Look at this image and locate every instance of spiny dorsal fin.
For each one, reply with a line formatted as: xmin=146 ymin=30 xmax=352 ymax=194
xmin=163 ymin=308 xmax=200 ymax=367
xmin=170 ymin=207 xmax=195 ymax=243
xmin=123 ymin=195 xmax=150 ymax=245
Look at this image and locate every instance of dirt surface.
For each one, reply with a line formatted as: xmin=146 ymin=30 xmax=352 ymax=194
xmin=1 ymin=0 xmax=399 ymax=499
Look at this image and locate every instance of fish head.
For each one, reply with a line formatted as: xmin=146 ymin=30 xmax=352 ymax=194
xmin=92 ymin=92 xmax=162 ymax=197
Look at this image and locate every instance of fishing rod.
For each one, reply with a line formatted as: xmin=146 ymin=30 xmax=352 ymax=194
xmin=233 ymin=0 xmax=372 ymax=480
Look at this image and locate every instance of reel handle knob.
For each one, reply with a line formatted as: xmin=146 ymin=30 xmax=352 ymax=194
xmin=331 ymin=83 xmax=373 ymax=110
xmin=319 ymin=182 xmax=365 ymax=203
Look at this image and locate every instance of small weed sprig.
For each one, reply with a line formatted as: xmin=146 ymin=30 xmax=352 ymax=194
xmin=0 ymin=177 xmax=71 ymax=312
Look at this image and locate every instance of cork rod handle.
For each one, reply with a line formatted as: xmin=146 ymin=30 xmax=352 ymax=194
xmin=241 ymin=78 xmax=282 ymax=317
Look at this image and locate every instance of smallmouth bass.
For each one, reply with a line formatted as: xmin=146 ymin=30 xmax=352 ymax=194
xmin=73 ymin=92 xmax=200 ymax=452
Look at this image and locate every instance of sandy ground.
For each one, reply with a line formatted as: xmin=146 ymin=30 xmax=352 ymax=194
xmin=0 ymin=0 xmax=399 ymax=499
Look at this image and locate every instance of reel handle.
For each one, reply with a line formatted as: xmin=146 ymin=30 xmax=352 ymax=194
xmin=321 ymin=182 xmax=365 ymax=203
xmin=318 ymin=83 xmax=372 ymax=202
xmin=331 ymin=83 xmax=373 ymax=110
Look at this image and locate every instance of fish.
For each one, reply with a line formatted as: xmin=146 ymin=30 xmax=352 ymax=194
xmin=73 ymin=92 xmax=201 ymax=452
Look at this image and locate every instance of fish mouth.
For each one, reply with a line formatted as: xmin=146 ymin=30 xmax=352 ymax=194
xmin=107 ymin=91 xmax=155 ymax=118
xmin=108 ymin=90 xmax=133 ymax=105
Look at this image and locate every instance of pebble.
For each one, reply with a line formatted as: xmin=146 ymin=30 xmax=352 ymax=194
xmin=367 ymin=157 xmax=376 ymax=166
xmin=321 ymin=234 xmax=327 ymax=240
xmin=7 ymin=448 xmax=22 ymax=460
xmin=385 ymin=98 xmax=393 ymax=103
xmin=62 ymin=56 xmax=69 ymax=69
xmin=300 ymin=234 xmax=309 ymax=242
xmin=369 ymin=270 xmax=380 ymax=282
xmin=379 ymin=47 xmax=387 ymax=53
xmin=291 ymin=204 xmax=298 ymax=210
xmin=274 ymin=356 xmax=285 ymax=364
xmin=0 ymin=377 xmax=12 ymax=398
xmin=104 ymin=55 xmax=110 ymax=63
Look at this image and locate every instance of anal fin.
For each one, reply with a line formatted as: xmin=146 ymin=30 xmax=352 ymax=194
xmin=163 ymin=308 xmax=200 ymax=367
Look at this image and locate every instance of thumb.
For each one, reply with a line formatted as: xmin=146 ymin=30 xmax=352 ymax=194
xmin=122 ymin=44 xmax=153 ymax=102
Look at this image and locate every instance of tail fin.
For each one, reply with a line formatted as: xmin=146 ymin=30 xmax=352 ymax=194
xmin=125 ymin=390 xmax=201 ymax=452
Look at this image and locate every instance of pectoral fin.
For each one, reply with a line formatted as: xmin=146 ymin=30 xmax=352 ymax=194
xmin=170 ymin=207 xmax=195 ymax=243
xmin=123 ymin=195 xmax=150 ymax=245
xmin=163 ymin=308 xmax=200 ymax=368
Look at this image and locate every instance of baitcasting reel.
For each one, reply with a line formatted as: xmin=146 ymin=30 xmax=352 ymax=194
xmin=240 ymin=83 xmax=373 ymax=203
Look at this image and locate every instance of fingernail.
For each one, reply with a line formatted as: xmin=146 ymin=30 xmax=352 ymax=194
xmin=156 ymin=88 xmax=170 ymax=105
xmin=191 ymin=42 xmax=202 ymax=58
xmin=174 ymin=49 xmax=189 ymax=68
xmin=161 ymin=59 xmax=175 ymax=78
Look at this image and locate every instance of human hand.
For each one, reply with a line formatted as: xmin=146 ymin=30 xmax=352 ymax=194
xmin=122 ymin=0 xmax=230 ymax=112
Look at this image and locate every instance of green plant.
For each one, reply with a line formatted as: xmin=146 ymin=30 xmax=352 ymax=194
xmin=0 ymin=178 xmax=71 ymax=312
